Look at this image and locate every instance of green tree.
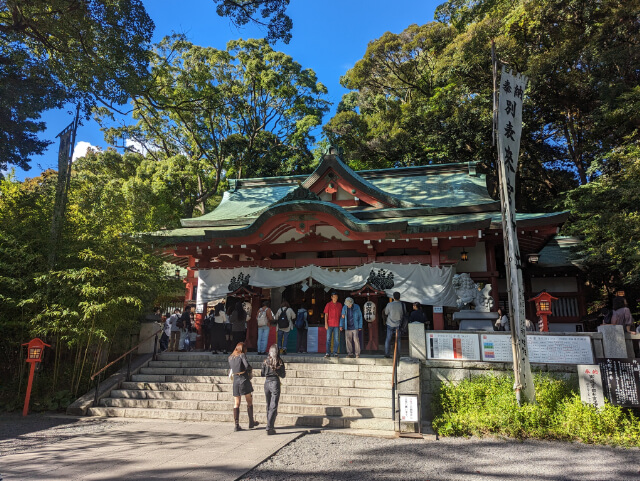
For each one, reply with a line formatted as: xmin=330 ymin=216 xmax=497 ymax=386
xmin=562 ymin=143 xmax=640 ymax=292
xmin=100 ymin=36 xmax=329 ymax=216
xmin=0 ymin=0 xmax=154 ymax=172
xmin=212 ymin=0 xmax=292 ymax=44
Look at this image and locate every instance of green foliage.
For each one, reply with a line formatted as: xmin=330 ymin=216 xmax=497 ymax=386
xmin=99 ymin=36 xmax=329 ymax=217
xmin=0 ymin=0 xmax=154 ymax=172
xmin=433 ymin=373 xmax=640 ymax=447
xmin=327 ymin=0 xmax=638 ymax=209
xmin=562 ymin=144 xmax=640 ymax=288
xmin=212 ymin=0 xmax=292 ymax=44
xmin=0 ymin=157 xmax=179 ymax=408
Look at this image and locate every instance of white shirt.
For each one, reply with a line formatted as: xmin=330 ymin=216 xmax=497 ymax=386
xmin=163 ymin=317 xmax=172 ymax=337
xmin=169 ymin=313 xmax=180 ymax=332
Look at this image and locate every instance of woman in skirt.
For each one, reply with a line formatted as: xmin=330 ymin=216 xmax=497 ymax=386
xmin=228 ymin=342 xmax=258 ymax=431
xmin=261 ymin=344 xmax=286 ymax=435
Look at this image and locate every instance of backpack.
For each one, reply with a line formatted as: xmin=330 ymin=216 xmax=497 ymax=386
xmin=295 ymin=309 xmax=307 ymax=329
xmin=277 ymin=308 xmax=289 ymax=329
xmin=257 ymin=308 xmax=270 ymax=327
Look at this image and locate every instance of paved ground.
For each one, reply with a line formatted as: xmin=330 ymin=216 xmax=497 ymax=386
xmin=0 ymin=414 xmax=305 ymax=481
xmin=1 ymin=414 xmax=639 ymax=481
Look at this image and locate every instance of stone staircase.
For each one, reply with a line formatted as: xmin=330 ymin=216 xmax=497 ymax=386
xmin=87 ymin=352 xmax=395 ymax=431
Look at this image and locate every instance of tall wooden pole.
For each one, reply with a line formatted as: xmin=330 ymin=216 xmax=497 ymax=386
xmin=494 ymin=59 xmax=536 ymax=405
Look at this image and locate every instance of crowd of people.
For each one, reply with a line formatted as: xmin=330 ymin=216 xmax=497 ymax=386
xmin=156 ymin=290 xmax=430 ymax=357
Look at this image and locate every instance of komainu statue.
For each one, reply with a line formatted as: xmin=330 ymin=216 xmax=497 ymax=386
xmin=452 ymin=273 xmax=494 ymax=312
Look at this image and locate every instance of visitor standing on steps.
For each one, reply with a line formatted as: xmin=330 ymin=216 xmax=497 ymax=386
xmin=383 ymin=292 xmax=403 ymax=358
xmin=228 ymin=342 xmax=258 ymax=431
xmin=261 ymin=343 xmax=286 ymax=435
xmin=295 ymin=305 xmax=309 ymax=353
xmin=168 ymin=309 xmax=181 ymax=352
xmin=230 ymin=302 xmax=247 ymax=346
xmin=274 ymin=300 xmax=295 ymax=355
xmin=324 ymin=292 xmax=342 ymax=358
xmin=340 ymin=297 xmax=362 ymax=358
xmin=256 ymin=301 xmax=274 ymax=355
xmin=212 ymin=303 xmax=227 ymax=354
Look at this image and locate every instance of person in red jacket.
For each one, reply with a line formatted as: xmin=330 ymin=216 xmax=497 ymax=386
xmin=324 ymin=292 xmax=342 ymax=358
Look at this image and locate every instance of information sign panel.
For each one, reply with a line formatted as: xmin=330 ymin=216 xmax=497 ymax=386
xmin=598 ymin=358 xmax=640 ymax=407
xmin=427 ymin=333 xmax=480 ymax=361
xmin=399 ymin=395 xmax=419 ymax=422
xmin=578 ymin=364 xmax=605 ymax=409
xmin=480 ymin=334 xmax=513 ymax=362
xmin=480 ymin=335 xmax=594 ymax=364
xmin=527 ymin=336 xmax=594 ymax=364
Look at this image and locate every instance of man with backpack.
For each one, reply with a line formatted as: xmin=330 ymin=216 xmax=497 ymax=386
xmin=274 ymin=300 xmax=295 ymax=355
xmin=256 ymin=301 xmax=274 ymax=354
xmin=168 ymin=309 xmax=181 ymax=352
xmin=295 ymin=305 xmax=309 ymax=353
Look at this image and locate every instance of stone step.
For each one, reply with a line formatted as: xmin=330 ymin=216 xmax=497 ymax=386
xmin=155 ymin=353 xmax=393 ymax=366
xmin=131 ymin=372 xmax=392 ymax=385
xmin=100 ymin=398 xmax=391 ymax=418
xmin=87 ymin=406 xmax=395 ymax=431
xmin=122 ymin=377 xmax=391 ymax=392
xmin=112 ymin=382 xmax=391 ymax=401
xmin=103 ymin=389 xmax=391 ymax=408
xmin=147 ymin=360 xmax=393 ymax=372
xmin=138 ymin=367 xmax=393 ymax=378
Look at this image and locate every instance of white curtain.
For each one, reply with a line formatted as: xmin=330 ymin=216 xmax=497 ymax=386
xmin=197 ymin=263 xmax=458 ymax=306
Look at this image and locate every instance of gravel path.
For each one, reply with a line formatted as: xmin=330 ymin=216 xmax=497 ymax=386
xmin=0 ymin=413 xmax=130 ymax=457
xmin=240 ymin=431 xmax=640 ymax=481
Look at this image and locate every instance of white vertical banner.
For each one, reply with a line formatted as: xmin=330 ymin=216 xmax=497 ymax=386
xmin=496 ymin=66 xmax=535 ymax=403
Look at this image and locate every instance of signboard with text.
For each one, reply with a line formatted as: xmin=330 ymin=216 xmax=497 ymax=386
xmin=427 ymin=333 xmax=480 ymax=361
xmin=399 ymin=395 xmax=419 ymax=422
xmin=480 ymin=334 xmax=594 ymax=364
xmin=578 ymin=364 xmax=605 ymax=409
xmin=598 ymin=358 xmax=640 ymax=407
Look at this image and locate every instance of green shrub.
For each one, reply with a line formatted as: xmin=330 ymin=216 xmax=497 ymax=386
xmin=432 ymin=373 xmax=640 ymax=447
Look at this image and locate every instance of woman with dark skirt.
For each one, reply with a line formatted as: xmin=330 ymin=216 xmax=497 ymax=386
xmin=228 ymin=342 xmax=258 ymax=431
xmin=261 ymin=343 xmax=286 ymax=435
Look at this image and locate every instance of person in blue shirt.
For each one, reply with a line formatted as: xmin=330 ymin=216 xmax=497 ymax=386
xmin=340 ymin=297 xmax=363 ymax=358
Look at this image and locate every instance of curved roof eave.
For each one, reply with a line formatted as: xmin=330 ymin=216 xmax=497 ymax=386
xmin=202 ymin=201 xmax=409 ymax=240
xmin=301 ymin=152 xmax=421 ymax=208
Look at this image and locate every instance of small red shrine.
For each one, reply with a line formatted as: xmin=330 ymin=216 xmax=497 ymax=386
xmin=149 ymin=147 xmax=585 ymax=350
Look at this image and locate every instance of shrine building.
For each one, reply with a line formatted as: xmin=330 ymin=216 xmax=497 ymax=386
xmin=150 ymin=147 xmax=586 ymax=352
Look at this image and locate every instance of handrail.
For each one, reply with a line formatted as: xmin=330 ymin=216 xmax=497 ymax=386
xmin=91 ymin=328 xmax=161 ymax=381
xmin=391 ymin=329 xmax=399 ymax=420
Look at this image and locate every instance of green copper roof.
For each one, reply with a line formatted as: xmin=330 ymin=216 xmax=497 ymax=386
xmin=537 ymin=236 xmax=583 ymax=268
xmin=368 ymin=172 xmax=494 ymax=208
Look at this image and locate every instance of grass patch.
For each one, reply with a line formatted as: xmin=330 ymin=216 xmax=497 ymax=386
xmin=432 ymin=373 xmax=640 ymax=447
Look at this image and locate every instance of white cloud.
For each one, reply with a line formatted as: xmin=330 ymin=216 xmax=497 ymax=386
xmin=125 ymin=139 xmax=149 ymax=155
xmin=72 ymin=141 xmax=99 ymax=161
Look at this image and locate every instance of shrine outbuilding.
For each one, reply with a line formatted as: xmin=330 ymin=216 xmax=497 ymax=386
xmin=149 ymin=147 xmax=585 ymax=351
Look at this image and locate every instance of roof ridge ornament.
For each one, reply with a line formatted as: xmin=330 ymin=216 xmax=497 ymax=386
xmin=324 ymin=145 xmax=344 ymax=158
xmin=275 ymin=183 xmax=322 ymax=204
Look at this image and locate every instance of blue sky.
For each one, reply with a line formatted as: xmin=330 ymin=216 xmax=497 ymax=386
xmin=15 ymin=0 xmax=442 ymax=180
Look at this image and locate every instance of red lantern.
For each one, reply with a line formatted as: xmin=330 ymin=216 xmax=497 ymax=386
xmin=529 ymin=291 xmax=558 ymax=332
xmin=22 ymin=338 xmax=51 ymax=416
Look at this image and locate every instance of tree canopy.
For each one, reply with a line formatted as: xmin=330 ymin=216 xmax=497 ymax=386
xmin=212 ymin=0 xmax=292 ymax=44
xmin=0 ymin=0 xmax=154 ymax=172
xmin=324 ymin=0 xmax=639 ymax=211
xmin=99 ymin=36 xmax=329 ymax=217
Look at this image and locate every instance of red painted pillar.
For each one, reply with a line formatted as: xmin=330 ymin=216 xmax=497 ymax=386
xmin=431 ymin=246 xmax=445 ymax=330
xmin=23 ymin=362 xmax=36 ymax=416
